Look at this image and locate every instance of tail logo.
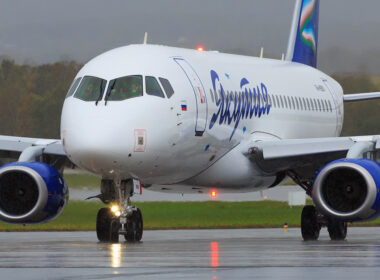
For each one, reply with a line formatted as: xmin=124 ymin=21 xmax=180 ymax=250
xmin=299 ymin=0 xmax=317 ymax=53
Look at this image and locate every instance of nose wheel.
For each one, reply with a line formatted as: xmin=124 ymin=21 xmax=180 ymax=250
xmin=96 ymin=207 xmax=120 ymax=242
xmin=96 ymin=206 xmax=143 ymax=243
xmin=124 ymin=208 xmax=143 ymax=242
xmin=96 ymin=179 xmax=143 ymax=243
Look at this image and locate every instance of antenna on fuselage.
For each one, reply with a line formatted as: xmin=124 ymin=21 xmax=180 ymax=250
xmin=259 ymin=47 xmax=264 ymax=58
xmin=281 ymin=53 xmax=285 ymax=61
xmin=143 ymin=32 xmax=148 ymax=44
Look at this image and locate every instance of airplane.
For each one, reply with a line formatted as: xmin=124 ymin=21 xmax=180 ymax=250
xmin=1 ymin=0 xmax=380 ymax=243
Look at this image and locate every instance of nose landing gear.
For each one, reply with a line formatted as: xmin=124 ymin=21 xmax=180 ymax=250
xmin=96 ymin=179 xmax=143 ymax=243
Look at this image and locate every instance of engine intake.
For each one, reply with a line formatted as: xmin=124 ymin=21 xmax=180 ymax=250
xmin=313 ymin=159 xmax=380 ymax=222
xmin=0 ymin=162 xmax=68 ymax=224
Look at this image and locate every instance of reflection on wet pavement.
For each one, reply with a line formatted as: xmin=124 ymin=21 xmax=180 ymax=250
xmin=0 ymin=228 xmax=380 ymax=279
xmin=111 ymin=243 xmax=121 ymax=268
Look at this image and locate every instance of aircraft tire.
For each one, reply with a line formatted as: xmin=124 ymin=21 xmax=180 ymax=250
xmin=327 ymin=220 xmax=347 ymax=241
xmin=124 ymin=208 xmax=143 ymax=242
xmin=96 ymin=207 xmax=119 ymax=243
xmin=301 ymin=205 xmax=321 ymax=241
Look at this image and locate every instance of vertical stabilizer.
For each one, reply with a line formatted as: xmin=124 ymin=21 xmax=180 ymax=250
xmin=285 ymin=0 xmax=320 ymax=68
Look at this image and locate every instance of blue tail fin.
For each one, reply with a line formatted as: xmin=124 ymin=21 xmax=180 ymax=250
xmin=285 ymin=0 xmax=320 ymax=68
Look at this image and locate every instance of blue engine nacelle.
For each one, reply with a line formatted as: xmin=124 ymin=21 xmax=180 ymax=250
xmin=313 ymin=158 xmax=380 ymax=222
xmin=0 ymin=162 xmax=68 ymax=225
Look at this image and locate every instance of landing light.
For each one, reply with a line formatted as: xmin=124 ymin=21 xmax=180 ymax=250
xmin=196 ymin=46 xmax=205 ymax=52
xmin=111 ymin=205 xmax=121 ymax=217
xmin=111 ymin=205 xmax=120 ymax=214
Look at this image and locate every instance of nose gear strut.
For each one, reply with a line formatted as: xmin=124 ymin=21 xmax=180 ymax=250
xmin=96 ymin=179 xmax=143 ymax=243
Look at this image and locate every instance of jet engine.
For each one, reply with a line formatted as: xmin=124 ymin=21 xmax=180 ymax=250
xmin=0 ymin=162 xmax=68 ymax=225
xmin=313 ymin=159 xmax=380 ymax=222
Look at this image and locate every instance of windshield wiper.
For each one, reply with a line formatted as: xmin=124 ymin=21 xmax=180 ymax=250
xmin=95 ymin=80 xmax=104 ymax=106
xmin=104 ymin=80 xmax=116 ymax=106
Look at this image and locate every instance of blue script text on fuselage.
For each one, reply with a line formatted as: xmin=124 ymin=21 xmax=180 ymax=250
xmin=209 ymin=70 xmax=271 ymax=140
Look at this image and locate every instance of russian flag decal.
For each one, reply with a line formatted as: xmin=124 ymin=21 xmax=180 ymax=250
xmin=181 ymin=101 xmax=187 ymax=111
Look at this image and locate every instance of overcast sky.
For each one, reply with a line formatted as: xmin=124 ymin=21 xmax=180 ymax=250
xmin=1 ymin=0 xmax=380 ymax=72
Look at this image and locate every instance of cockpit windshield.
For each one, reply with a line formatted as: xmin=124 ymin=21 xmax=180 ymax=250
xmin=65 ymin=77 xmax=81 ymax=99
xmin=145 ymin=76 xmax=165 ymax=98
xmin=106 ymin=75 xmax=143 ymax=101
xmin=74 ymin=76 xmax=106 ymax=102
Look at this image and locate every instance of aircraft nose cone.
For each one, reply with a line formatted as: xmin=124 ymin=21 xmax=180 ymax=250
xmin=63 ymin=112 xmax=132 ymax=174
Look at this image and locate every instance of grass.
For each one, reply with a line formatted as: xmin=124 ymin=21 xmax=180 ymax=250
xmin=63 ymin=173 xmax=101 ymax=189
xmin=1 ymin=201 xmax=380 ymax=232
xmin=62 ymin=172 xmax=298 ymax=190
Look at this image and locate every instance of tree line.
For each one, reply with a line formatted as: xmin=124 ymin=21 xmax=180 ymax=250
xmin=0 ymin=59 xmax=379 ymax=139
xmin=0 ymin=60 xmax=81 ymax=138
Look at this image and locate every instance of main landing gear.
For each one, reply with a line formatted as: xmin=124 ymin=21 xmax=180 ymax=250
xmin=301 ymin=205 xmax=347 ymax=241
xmin=95 ymin=180 xmax=143 ymax=243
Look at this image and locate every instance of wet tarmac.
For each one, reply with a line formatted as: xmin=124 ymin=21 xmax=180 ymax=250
xmin=0 ymin=228 xmax=380 ymax=279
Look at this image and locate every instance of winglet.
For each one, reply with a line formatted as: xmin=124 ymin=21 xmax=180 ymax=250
xmin=143 ymin=32 xmax=148 ymax=44
xmin=285 ymin=0 xmax=320 ymax=68
xmin=259 ymin=47 xmax=264 ymax=58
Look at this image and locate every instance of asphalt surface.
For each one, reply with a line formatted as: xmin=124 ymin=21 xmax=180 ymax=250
xmin=0 ymin=228 xmax=380 ymax=279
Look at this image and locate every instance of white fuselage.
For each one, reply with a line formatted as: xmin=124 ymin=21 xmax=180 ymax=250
xmin=61 ymin=44 xmax=344 ymax=193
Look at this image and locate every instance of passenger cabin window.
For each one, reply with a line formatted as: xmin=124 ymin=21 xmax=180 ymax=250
xmin=291 ymin=97 xmax=295 ymax=110
xmin=159 ymin=78 xmax=174 ymax=98
xmin=280 ymin=96 xmax=284 ymax=108
xmin=66 ymin=77 xmax=81 ymax=98
xmin=106 ymin=75 xmax=143 ymax=101
xmin=328 ymin=100 xmax=333 ymax=112
xmin=74 ymin=76 xmax=106 ymax=102
xmin=146 ymin=76 xmax=165 ymax=98
xmin=268 ymin=94 xmax=272 ymax=107
xmin=327 ymin=100 xmax=330 ymax=112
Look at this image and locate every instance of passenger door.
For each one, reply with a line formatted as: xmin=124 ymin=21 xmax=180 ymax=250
xmin=173 ymin=58 xmax=207 ymax=137
xmin=322 ymin=78 xmax=343 ymax=135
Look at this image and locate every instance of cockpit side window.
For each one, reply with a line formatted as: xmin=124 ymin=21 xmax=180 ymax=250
xmin=106 ymin=75 xmax=143 ymax=101
xmin=159 ymin=78 xmax=174 ymax=98
xmin=74 ymin=76 xmax=106 ymax=102
xmin=65 ymin=77 xmax=82 ymax=99
xmin=145 ymin=76 xmax=165 ymax=98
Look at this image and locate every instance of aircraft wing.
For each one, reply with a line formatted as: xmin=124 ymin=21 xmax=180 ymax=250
xmin=243 ymin=136 xmax=380 ymax=182
xmin=344 ymin=92 xmax=380 ymax=102
xmin=0 ymin=135 xmax=66 ymax=161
